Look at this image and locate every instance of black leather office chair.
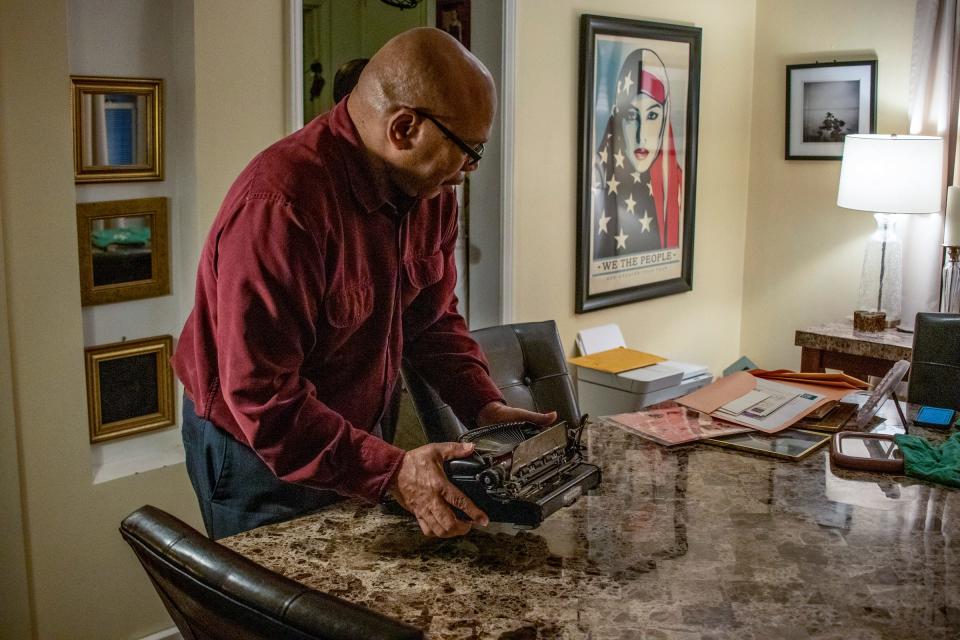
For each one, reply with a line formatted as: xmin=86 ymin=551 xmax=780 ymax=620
xmin=402 ymin=320 xmax=581 ymax=442
xmin=120 ymin=505 xmax=423 ymax=640
xmin=908 ymin=312 xmax=960 ymax=411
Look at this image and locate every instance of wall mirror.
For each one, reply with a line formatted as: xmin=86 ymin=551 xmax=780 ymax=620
xmin=71 ymin=76 xmax=163 ymax=182
xmin=77 ymin=197 xmax=170 ymax=305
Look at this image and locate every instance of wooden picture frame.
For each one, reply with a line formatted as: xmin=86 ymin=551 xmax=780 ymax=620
xmin=785 ymin=60 xmax=877 ymax=160
xmin=85 ymin=335 xmax=175 ymax=443
xmin=76 ymin=197 xmax=170 ymax=306
xmin=71 ymin=75 xmax=164 ymax=182
xmin=576 ymin=15 xmax=701 ymax=313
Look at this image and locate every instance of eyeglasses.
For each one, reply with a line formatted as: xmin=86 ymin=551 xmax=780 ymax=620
xmin=412 ymin=109 xmax=484 ymax=165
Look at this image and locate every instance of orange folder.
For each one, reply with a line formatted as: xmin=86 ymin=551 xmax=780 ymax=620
xmin=568 ymin=347 xmax=665 ymax=374
xmin=749 ymin=369 xmax=869 ymax=390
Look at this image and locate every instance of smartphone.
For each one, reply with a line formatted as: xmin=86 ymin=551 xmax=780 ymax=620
xmin=913 ymin=406 xmax=957 ymax=429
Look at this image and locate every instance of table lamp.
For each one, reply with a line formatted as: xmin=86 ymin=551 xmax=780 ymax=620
xmin=837 ymin=134 xmax=944 ymax=331
xmin=943 ymin=186 xmax=960 ymax=313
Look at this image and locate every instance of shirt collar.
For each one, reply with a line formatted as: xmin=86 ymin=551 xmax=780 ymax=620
xmin=328 ymin=99 xmax=396 ymax=214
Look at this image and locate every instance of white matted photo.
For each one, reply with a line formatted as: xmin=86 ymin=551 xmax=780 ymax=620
xmin=785 ymin=60 xmax=876 ymax=160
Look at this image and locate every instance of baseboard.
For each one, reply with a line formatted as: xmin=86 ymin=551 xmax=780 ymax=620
xmin=140 ymin=628 xmax=181 ymax=640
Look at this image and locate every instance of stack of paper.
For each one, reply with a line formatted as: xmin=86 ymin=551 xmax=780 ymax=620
xmin=676 ymin=371 xmax=851 ymax=433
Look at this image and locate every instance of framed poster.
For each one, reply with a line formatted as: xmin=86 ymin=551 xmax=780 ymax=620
xmin=576 ymin=15 xmax=701 ymax=313
xmin=785 ymin=60 xmax=877 ymax=160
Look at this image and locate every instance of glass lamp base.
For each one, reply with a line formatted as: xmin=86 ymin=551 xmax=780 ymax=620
xmin=857 ymin=213 xmax=902 ymax=325
xmin=942 ymin=246 xmax=960 ymax=313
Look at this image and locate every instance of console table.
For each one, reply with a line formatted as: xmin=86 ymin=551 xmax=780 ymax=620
xmin=222 ymin=403 xmax=959 ymax=639
xmin=795 ymin=321 xmax=913 ymax=379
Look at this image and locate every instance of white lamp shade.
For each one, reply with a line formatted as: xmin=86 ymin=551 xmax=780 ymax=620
xmin=837 ymin=134 xmax=944 ymax=213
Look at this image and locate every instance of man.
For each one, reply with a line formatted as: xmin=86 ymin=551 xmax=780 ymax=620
xmin=173 ymin=28 xmax=555 ymax=540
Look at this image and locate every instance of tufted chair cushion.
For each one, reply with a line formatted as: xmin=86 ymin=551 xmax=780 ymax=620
xmin=120 ymin=505 xmax=423 ymax=640
xmin=402 ymin=320 xmax=581 ymax=442
xmin=908 ymin=312 xmax=960 ymax=411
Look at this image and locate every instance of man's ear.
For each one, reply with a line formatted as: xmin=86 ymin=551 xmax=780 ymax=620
xmin=386 ymin=110 xmax=418 ymax=152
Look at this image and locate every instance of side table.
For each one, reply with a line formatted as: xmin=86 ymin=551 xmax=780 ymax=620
xmin=795 ymin=321 xmax=913 ymax=379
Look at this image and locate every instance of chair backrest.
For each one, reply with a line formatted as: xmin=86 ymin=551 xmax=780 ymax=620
xmin=908 ymin=312 xmax=960 ymax=411
xmin=402 ymin=320 xmax=581 ymax=442
xmin=120 ymin=505 xmax=423 ymax=640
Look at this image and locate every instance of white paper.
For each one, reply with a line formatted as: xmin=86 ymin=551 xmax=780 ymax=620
xmin=717 ymin=389 xmax=770 ymax=415
xmin=576 ymin=324 xmax=626 ymax=355
xmin=732 ymin=379 xmax=826 ymax=432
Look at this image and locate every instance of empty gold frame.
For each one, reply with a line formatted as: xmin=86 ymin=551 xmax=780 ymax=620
xmin=77 ymin=197 xmax=170 ymax=305
xmin=71 ymin=76 xmax=163 ymax=182
xmin=85 ymin=335 xmax=175 ymax=443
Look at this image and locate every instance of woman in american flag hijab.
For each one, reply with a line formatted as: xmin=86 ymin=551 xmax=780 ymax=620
xmin=593 ymin=48 xmax=682 ymax=259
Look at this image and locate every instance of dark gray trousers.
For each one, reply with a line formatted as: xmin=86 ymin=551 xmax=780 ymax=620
xmin=181 ymin=394 xmax=341 ymax=539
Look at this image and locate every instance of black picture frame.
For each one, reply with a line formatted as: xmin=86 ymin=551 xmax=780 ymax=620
xmin=785 ymin=60 xmax=877 ymax=160
xmin=576 ymin=15 xmax=701 ymax=313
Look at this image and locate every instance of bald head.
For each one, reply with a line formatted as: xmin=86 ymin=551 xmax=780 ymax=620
xmin=352 ymin=27 xmax=495 ymax=124
xmin=347 ymin=28 xmax=496 ymax=199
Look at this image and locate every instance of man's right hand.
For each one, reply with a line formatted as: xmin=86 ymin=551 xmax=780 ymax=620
xmin=388 ymin=442 xmax=489 ymax=538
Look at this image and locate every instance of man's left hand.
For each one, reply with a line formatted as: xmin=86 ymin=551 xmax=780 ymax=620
xmin=476 ymin=401 xmax=556 ymax=428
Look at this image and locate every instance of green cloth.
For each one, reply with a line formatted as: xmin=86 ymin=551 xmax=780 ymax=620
xmin=91 ymin=227 xmax=150 ymax=249
xmin=894 ymin=431 xmax=960 ymax=488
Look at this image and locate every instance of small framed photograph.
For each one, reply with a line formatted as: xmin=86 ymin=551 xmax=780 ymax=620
xmin=71 ymin=75 xmax=163 ymax=182
xmin=785 ymin=60 xmax=877 ymax=160
xmin=76 ymin=197 xmax=170 ymax=306
xmin=436 ymin=0 xmax=470 ymax=50
xmin=85 ymin=335 xmax=175 ymax=443
xmin=576 ymin=15 xmax=701 ymax=312
xmin=704 ymin=428 xmax=830 ymax=461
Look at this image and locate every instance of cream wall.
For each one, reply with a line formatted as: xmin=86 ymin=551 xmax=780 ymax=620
xmin=741 ymin=0 xmax=917 ymax=369
xmin=0 ymin=1 xmax=926 ymax=638
xmin=511 ymin=0 xmax=757 ymax=374
xmin=0 ymin=1 xmax=286 ymax=638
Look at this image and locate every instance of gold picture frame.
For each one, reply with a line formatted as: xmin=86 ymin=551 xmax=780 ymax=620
xmin=704 ymin=428 xmax=830 ymax=461
xmin=85 ymin=335 xmax=175 ymax=443
xmin=77 ymin=197 xmax=170 ymax=306
xmin=71 ymin=75 xmax=163 ymax=183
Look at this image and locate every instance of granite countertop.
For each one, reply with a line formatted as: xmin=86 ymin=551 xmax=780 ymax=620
xmin=223 ymin=403 xmax=959 ymax=639
xmin=795 ymin=321 xmax=913 ymax=360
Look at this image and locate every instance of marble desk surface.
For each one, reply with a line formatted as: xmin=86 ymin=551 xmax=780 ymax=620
xmin=222 ymin=402 xmax=959 ymax=640
xmin=795 ymin=321 xmax=913 ymax=360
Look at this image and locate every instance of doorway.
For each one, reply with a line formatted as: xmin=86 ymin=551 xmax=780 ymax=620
xmin=289 ymin=0 xmax=506 ymax=328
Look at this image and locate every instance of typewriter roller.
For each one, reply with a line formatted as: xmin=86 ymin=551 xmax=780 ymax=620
xmin=445 ymin=419 xmax=601 ymax=528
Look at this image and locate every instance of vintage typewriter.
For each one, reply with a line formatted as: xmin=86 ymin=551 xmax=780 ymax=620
xmin=445 ymin=418 xmax=601 ymax=528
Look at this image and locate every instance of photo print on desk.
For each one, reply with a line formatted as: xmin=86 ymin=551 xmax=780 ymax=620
xmin=576 ymin=15 xmax=701 ymax=312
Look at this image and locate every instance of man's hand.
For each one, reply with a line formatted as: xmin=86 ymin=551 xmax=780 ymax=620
xmin=476 ymin=401 xmax=557 ymax=428
xmin=388 ymin=442 xmax=489 ymax=538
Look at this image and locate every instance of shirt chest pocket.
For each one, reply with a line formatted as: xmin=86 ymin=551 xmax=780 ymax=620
xmin=324 ymin=280 xmax=373 ymax=329
xmin=403 ymin=251 xmax=445 ymax=298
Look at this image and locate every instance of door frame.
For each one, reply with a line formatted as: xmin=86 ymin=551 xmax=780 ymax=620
xmin=284 ymin=0 xmax=516 ymax=324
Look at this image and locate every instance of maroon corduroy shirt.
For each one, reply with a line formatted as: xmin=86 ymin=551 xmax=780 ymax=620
xmin=173 ymin=100 xmax=503 ymax=503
